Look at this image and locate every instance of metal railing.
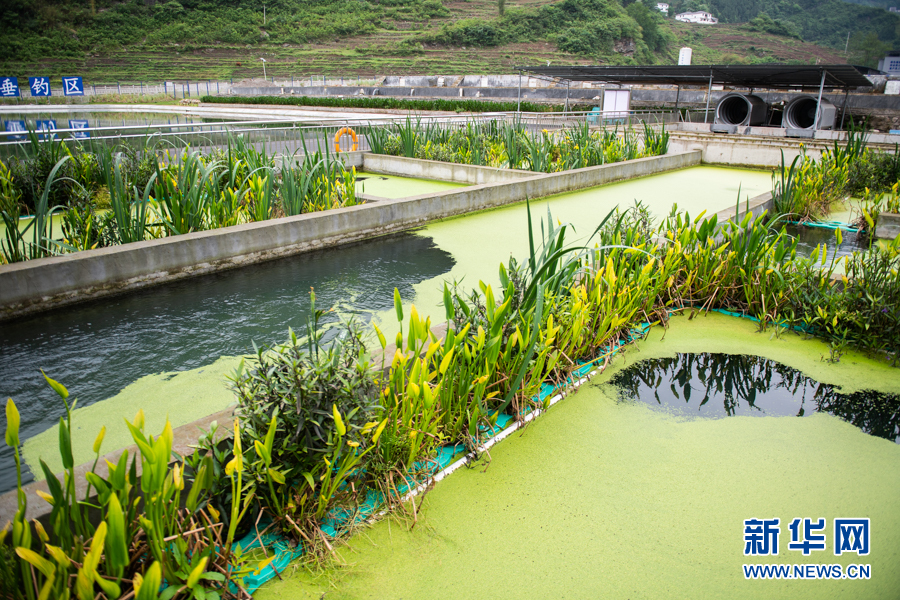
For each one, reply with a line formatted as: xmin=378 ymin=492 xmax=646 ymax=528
xmin=0 ymin=109 xmax=682 ymax=161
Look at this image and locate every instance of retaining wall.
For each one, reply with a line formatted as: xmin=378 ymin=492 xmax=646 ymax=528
xmin=362 ymin=154 xmax=535 ymax=184
xmin=667 ymin=122 xmax=900 ymax=168
xmin=0 ymin=151 xmax=700 ymax=321
xmin=876 ymin=213 xmax=900 ymax=240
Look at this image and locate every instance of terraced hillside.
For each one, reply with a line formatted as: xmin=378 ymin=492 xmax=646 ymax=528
xmin=0 ymin=0 xmax=857 ymax=83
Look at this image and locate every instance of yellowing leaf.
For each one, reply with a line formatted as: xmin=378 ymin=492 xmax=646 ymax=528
xmin=92 ymin=426 xmax=106 ymax=455
xmin=5 ymin=398 xmax=19 ymax=448
xmin=372 ymin=419 xmax=388 ymax=444
xmin=333 ymin=404 xmax=346 ymax=436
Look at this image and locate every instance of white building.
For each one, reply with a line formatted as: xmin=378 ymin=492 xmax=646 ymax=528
xmin=675 ymin=11 xmax=718 ymax=24
xmin=878 ymin=52 xmax=900 ymax=74
xmin=656 ymin=3 xmax=669 ymax=14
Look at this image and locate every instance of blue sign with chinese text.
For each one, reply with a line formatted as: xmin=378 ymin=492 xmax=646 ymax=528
xmin=29 ymin=77 xmax=51 ymax=97
xmin=0 ymin=77 xmax=19 ymax=97
xmin=62 ymin=76 xmax=84 ymax=96
xmin=35 ymin=119 xmax=57 ymax=140
xmin=69 ymin=119 xmax=91 ymax=139
xmin=3 ymin=120 xmax=26 ymax=140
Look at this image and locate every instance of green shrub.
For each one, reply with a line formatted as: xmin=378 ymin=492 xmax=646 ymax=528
xmin=228 ymin=302 xmax=380 ymax=492
xmin=847 ymin=148 xmax=900 ymax=197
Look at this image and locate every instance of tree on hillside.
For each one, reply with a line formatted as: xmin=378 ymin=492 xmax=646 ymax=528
xmin=626 ymin=2 xmax=667 ymax=51
xmin=746 ymin=12 xmax=801 ymax=39
xmin=849 ymin=30 xmax=890 ymax=66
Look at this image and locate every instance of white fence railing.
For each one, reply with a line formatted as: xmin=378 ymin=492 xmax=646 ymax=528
xmin=0 ymin=110 xmax=682 ymax=161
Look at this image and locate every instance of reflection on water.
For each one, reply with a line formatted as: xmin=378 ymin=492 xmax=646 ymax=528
xmin=0 ymin=232 xmax=454 ymax=493
xmin=610 ymin=353 xmax=900 ymax=442
xmin=2 ymin=112 xmax=216 ymax=130
xmin=785 ymin=224 xmax=867 ymax=263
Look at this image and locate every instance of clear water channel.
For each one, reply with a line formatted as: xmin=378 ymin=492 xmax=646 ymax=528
xmin=0 ymin=165 xmax=777 ymax=493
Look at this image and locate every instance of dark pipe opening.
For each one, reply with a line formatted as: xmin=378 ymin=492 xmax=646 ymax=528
xmin=717 ymin=96 xmax=750 ymax=125
xmin=787 ymin=98 xmax=818 ymax=129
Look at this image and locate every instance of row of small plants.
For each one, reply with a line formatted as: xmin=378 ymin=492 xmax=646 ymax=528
xmin=200 ymin=95 xmax=559 ymax=114
xmin=4 ymin=200 xmax=898 ymax=599
xmin=366 ymin=118 xmax=669 ymax=172
xmin=772 ymin=126 xmax=900 ymax=223
xmin=0 ymin=132 xmax=359 ymax=264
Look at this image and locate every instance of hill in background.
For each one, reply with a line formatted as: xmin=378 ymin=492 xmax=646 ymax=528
xmin=0 ymin=0 xmax=896 ymax=83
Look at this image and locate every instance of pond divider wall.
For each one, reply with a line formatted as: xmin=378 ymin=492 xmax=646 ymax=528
xmin=717 ymin=191 xmax=773 ymax=225
xmin=361 ymin=154 xmax=536 ymax=185
xmin=0 ymin=151 xmax=700 ymax=321
xmin=876 ymin=213 xmax=900 ymax=240
xmin=668 ymin=124 xmax=899 ymax=169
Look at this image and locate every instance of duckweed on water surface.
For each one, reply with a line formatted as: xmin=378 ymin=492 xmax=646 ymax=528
xmin=255 ymin=312 xmax=900 ymax=600
xmin=15 ymin=166 xmax=770 ymax=481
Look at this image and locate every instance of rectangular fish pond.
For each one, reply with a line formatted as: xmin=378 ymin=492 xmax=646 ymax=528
xmin=0 ymin=174 xmax=465 ymax=254
xmin=256 ymin=312 xmax=898 ymax=600
xmin=0 ymin=165 xmax=772 ymax=496
xmin=3 ymin=157 xmax=897 ymax=600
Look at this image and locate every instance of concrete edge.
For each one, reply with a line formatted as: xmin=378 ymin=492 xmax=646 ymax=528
xmin=361 ymin=153 xmax=536 ymax=184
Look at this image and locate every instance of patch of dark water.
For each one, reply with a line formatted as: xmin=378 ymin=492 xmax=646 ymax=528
xmin=609 ymin=353 xmax=900 ymax=443
xmin=784 ymin=224 xmax=867 ymax=263
xmin=0 ymin=231 xmax=454 ymax=493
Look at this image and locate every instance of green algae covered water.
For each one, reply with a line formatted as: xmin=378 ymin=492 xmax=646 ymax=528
xmin=356 ymin=173 xmax=466 ymax=198
xmin=255 ymin=312 xmax=900 ymax=600
xmin=4 ymin=166 xmax=771 ymax=490
xmin=371 ymin=165 xmax=773 ymax=341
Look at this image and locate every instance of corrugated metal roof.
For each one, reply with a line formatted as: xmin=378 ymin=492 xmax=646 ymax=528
xmin=515 ymin=64 xmax=875 ymax=89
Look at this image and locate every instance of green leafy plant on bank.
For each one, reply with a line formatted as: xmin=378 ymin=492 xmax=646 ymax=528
xmin=368 ymin=119 xmax=668 ymax=172
xmin=772 ymin=127 xmax=900 ymax=223
xmin=1 ymin=374 xmax=249 ymax=600
xmin=0 ymin=132 xmax=362 ymax=264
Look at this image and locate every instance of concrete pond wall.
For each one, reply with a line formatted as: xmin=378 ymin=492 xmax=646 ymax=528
xmin=667 ymin=123 xmax=900 ymax=168
xmin=0 ymin=151 xmax=700 ymax=321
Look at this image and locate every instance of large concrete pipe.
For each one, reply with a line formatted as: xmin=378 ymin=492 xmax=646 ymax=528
xmin=713 ymin=93 xmax=769 ymax=128
xmin=783 ymin=95 xmax=837 ymax=130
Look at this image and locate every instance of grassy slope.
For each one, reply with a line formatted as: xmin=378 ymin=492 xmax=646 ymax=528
xmin=0 ymin=0 xmax=849 ymax=84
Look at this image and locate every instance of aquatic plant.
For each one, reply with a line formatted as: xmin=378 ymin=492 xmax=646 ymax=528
xmin=1 ymin=375 xmax=245 ymax=600
xmin=642 ymin=120 xmax=669 ymax=156
xmin=225 ymin=293 xmax=382 ymax=538
xmin=1 ymin=132 xmax=365 ymax=263
xmin=786 ymin=233 xmax=900 ymax=361
xmin=95 ymin=146 xmax=157 ymax=245
xmin=7 ymin=129 xmax=78 ymax=212
xmin=367 ymin=119 xmax=667 ymax=173
xmin=153 ymin=150 xmax=226 ymax=234
xmin=772 ymin=126 xmax=900 ymax=223
xmin=0 ymin=156 xmax=70 ymax=262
